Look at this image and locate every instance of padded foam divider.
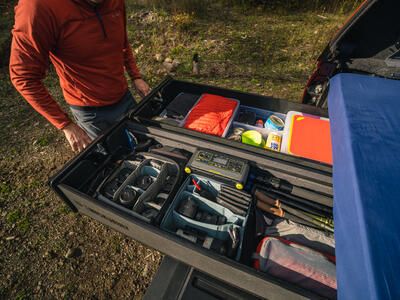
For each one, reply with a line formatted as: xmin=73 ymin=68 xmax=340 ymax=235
xmin=161 ymin=174 xmax=251 ymax=260
xmin=96 ymin=151 xmax=182 ymax=223
xmin=166 ymin=191 xmax=241 ymax=240
xmin=227 ymin=106 xmax=286 ymax=140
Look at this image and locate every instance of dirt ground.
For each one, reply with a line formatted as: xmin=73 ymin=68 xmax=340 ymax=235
xmin=0 ymin=1 xmax=358 ymax=299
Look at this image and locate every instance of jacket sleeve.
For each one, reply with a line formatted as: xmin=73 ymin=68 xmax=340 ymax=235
xmin=122 ymin=3 xmax=142 ymax=80
xmin=9 ymin=0 xmax=71 ymax=130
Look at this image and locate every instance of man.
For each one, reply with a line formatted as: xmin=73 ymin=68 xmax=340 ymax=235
xmin=9 ymin=0 xmax=150 ymax=152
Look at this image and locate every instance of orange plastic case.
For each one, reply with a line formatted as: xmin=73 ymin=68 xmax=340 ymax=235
xmin=282 ymin=111 xmax=332 ymax=164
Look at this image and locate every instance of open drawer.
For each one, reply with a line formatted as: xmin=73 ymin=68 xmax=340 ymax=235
xmin=131 ymin=77 xmax=333 ymax=173
xmin=50 ymin=116 xmax=335 ymax=299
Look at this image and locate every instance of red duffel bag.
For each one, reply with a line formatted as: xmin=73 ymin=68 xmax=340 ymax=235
xmin=253 ymin=236 xmax=337 ymax=299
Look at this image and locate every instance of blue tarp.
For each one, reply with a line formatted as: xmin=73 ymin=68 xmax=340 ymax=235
xmin=328 ymin=73 xmax=400 ymax=299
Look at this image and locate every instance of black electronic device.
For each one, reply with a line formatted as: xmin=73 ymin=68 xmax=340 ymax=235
xmin=185 ymin=149 xmax=249 ymax=190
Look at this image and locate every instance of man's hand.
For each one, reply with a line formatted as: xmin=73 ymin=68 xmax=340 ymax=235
xmin=63 ymin=122 xmax=92 ymax=152
xmin=133 ymin=79 xmax=150 ymax=98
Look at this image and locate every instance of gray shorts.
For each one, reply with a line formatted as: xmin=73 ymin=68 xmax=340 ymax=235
xmin=70 ymin=90 xmax=136 ymax=140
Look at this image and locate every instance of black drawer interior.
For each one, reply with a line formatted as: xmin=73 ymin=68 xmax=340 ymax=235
xmin=134 ymin=77 xmax=328 ymax=119
xmin=51 ymin=119 xmax=335 ymax=299
xmin=132 ymin=77 xmax=332 ymax=173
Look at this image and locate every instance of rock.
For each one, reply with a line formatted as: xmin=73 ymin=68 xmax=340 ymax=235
xmin=142 ymin=264 xmax=149 ymax=277
xmin=134 ymin=44 xmax=144 ymax=54
xmin=162 ymin=62 xmax=174 ymax=73
xmin=154 ymin=53 xmax=162 ymax=62
xmin=54 ymin=283 xmax=65 ymax=289
xmin=65 ymin=247 xmax=82 ymax=259
xmin=172 ymin=59 xmax=181 ymax=67
xmin=43 ymin=250 xmax=57 ymax=259
xmin=162 ymin=58 xmax=180 ymax=73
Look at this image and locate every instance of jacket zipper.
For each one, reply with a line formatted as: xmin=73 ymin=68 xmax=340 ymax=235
xmin=94 ymin=6 xmax=107 ymax=39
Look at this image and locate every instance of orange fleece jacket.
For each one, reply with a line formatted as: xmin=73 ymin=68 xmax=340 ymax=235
xmin=9 ymin=0 xmax=141 ymax=129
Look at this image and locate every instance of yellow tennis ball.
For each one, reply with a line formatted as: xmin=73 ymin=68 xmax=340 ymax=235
xmin=241 ymin=130 xmax=264 ymax=147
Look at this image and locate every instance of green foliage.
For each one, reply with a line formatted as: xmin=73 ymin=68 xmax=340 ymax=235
xmin=57 ymin=204 xmax=72 ymax=215
xmin=0 ymin=2 xmax=17 ymax=67
xmin=36 ymin=136 xmax=49 ymax=147
xmin=6 ymin=209 xmax=30 ymax=234
xmin=136 ymin=0 xmax=211 ymax=16
xmin=172 ymin=13 xmax=196 ymax=31
xmin=0 ymin=182 xmax=12 ymax=196
xmin=17 ymin=217 xmax=30 ymax=234
xmin=6 ymin=209 xmax=21 ymax=224
xmin=223 ymin=0 xmax=363 ymax=14
xmin=15 ymin=289 xmax=29 ymax=300
xmin=134 ymin=0 xmax=362 ymax=15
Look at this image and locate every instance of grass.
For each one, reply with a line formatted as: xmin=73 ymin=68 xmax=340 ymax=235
xmin=126 ymin=0 xmax=362 ymax=100
xmin=15 ymin=289 xmax=29 ymax=300
xmin=0 ymin=1 xmax=16 ymax=68
xmin=6 ymin=209 xmax=30 ymax=234
xmin=0 ymin=0 xmax=361 ymax=298
xmin=0 ymin=182 xmax=11 ymax=196
xmin=35 ymin=136 xmax=50 ymax=147
xmin=6 ymin=209 xmax=22 ymax=224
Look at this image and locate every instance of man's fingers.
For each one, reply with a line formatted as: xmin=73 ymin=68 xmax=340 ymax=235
xmin=134 ymin=79 xmax=151 ymax=98
xmin=70 ymin=137 xmax=88 ymax=152
xmin=71 ymin=140 xmax=79 ymax=152
xmin=78 ymin=140 xmax=90 ymax=152
xmin=144 ymin=84 xmax=150 ymax=95
xmin=77 ymin=140 xmax=86 ymax=152
xmin=82 ymin=141 xmax=90 ymax=150
xmin=63 ymin=122 xmax=92 ymax=152
xmin=82 ymin=135 xmax=92 ymax=145
xmin=137 ymin=89 xmax=145 ymax=98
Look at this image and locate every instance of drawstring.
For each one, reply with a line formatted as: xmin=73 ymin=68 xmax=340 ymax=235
xmin=94 ymin=6 xmax=107 ymax=39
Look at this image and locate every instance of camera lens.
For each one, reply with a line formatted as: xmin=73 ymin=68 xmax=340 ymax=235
xmin=137 ymin=175 xmax=154 ymax=190
xmin=104 ymin=180 xmax=119 ymax=198
xmin=119 ymin=186 xmax=138 ymax=208
xmin=116 ymin=168 xmax=132 ymax=183
xmin=177 ymin=197 xmax=198 ymax=219
xmin=201 ymin=213 xmax=219 ymax=225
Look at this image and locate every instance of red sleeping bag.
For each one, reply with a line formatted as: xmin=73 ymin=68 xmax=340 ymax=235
xmin=183 ymin=94 xmax=238 ymax=137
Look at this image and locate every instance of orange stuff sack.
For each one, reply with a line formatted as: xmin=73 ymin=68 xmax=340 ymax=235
xmin=183 ymin=94 xmax=238 ymax=137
